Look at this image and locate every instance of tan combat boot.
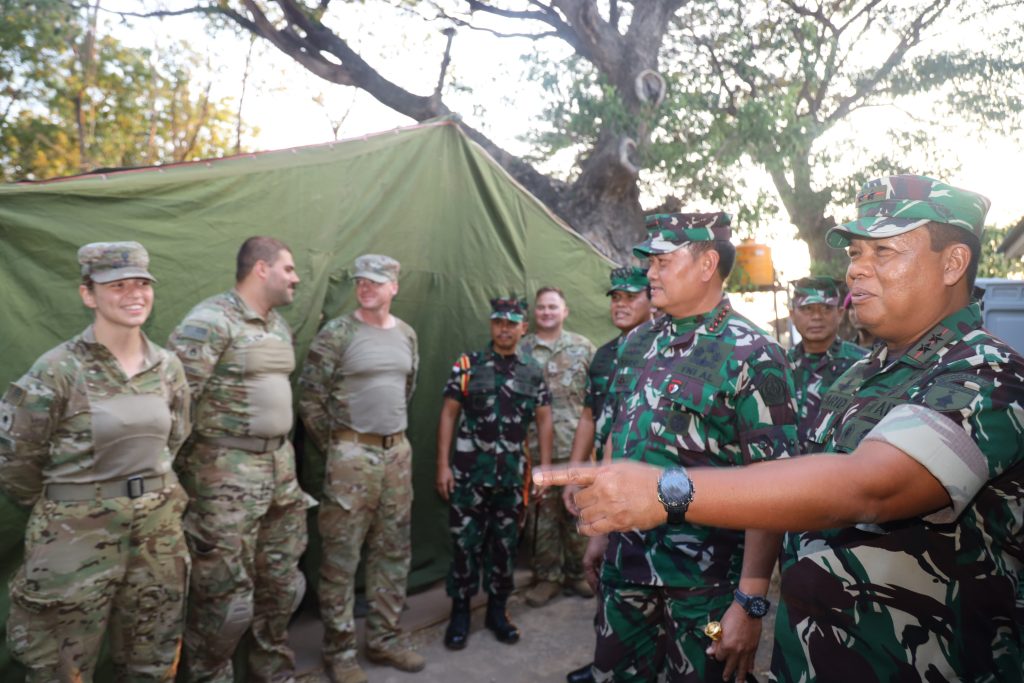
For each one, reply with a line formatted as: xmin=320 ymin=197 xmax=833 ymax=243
xmin=325 ymin=658 xmax=368 ymax=683
xmin=366 ymin=646 xmax=426 ymax=672
xmin=524 ymin=580 xmax=561 ymax=607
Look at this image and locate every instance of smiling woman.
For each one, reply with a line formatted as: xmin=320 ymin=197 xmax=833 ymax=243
xmin=0 ymin=242 xmax=191 ymax=682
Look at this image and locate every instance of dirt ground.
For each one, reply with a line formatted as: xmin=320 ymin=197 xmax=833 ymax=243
xmin=289 ymin=571 xmax=779 ymax=683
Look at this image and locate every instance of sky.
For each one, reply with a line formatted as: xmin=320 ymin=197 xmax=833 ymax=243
xmin=106 ymin=0 xmax=1024 ymax=298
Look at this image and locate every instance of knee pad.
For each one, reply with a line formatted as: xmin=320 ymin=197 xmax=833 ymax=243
xmin=289 ymin=571 xmax=307 ymax=617
xmin=221 ymin=596 xmax=255 ymax=644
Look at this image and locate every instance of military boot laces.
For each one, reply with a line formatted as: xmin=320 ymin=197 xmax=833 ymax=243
xmin=444 ymin=597 xmax=471 ymax=650
xmin=484 ymin=595 xmax=520 ymax=644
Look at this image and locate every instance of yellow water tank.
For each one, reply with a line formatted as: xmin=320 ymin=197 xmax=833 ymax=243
xmin=733 ymin=240 xmax=775 ymax=288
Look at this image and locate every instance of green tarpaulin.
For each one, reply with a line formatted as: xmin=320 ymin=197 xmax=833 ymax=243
xmin=0 ymin=118 xmax=616 ymax=679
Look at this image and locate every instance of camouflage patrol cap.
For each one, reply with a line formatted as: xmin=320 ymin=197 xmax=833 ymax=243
xmin=633 ymin=212 xmax=732 ymax=257
xmin=606 ymin=266 xmax=649 ymax=295
xmin=352 ymin=254 xmax=400 ymax=283
xmin=78 ymin=241 xmax=155 ymax=284
xmin=791 ymin=277 xmax=841 ymax=308
xmin=490 ymin=296 xmax=528 ymax=323
xmin=827 ymin=175 xmax=991 ymax=248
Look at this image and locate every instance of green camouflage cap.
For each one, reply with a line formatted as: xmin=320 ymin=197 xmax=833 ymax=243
xmin=352 ymin=253 xmax=400 ymax=283
xmin=791 ymin=277 xmax=841 ymax=307
xmin=78 ymin=241 xmax=155 ymax=283
xmin=827 ymin=175 xmax=991 ymax=248
xmin=606 ymin=266 xmax=649 ymax=295
xmin=633 ymin=212 xmax=732 ymax=257
xmin=489 ymin=296 xmax=528 ymax=323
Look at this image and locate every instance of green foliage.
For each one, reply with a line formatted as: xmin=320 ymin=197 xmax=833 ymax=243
xmin=524 ymin=0 xmax=1024 ymax=258
xmin=0 ymin=1 xmax=244 ymax=181
xmin=979 ymin=224 xmax=1024 ymax=279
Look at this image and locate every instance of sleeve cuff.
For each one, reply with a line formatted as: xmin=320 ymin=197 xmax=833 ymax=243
xmin=862 ymin=403 xmax=988 ymax=523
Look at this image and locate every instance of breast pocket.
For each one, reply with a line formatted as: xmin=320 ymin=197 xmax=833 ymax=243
xmin=466 ymin=367 xmax=496 ymax=415
xmin=649 ymin=378 xmax=715 ymax=459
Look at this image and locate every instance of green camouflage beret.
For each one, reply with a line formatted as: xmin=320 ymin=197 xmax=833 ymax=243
xmin=633 ymin=212 xmax=732 ymax=257
xmin=791 ymin=277 xmax=841 ymax=307
xmin=353 ymin=253 xmax=400 ymax=283
xmin=78 ymin=241 xmax=155 ymax=284
xmin=606 ymin=266 xmax=649 ymax=295
xmin=490 ymin=296 xmax=528 ymax=323
xmin=827 ymin=175 xmax=991 ymax=248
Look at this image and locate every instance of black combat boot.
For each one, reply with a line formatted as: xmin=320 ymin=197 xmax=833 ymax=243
xmin=566 ymin=663 xmax=596 ymax=683
xmin=444 ymin=597 xmax=471 ymax=650
xmin=484 ymin=594 xmax=520 ymax=644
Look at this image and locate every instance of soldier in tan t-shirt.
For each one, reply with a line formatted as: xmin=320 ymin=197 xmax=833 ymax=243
xmin=298 ymin=254 xmax=421 ymax=683
xmin=168 ymin=236 xmax=309 ymax=683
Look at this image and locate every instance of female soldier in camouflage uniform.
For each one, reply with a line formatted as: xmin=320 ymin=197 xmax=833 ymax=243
xmin=0 ymin=242 xmax=190 ymax=682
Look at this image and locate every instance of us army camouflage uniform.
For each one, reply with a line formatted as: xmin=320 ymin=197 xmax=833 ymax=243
xmin=786 ymin=338 xmax=866 ymax=453
xmin=442 ymin=346 xmax=551 ymax=599
xmin=772 ymin=302 xmax=1024 ymax=682
xmin=599 ymin=297 xmax=799 ymax=682
xmin=586 ymin=335 xmax=623 ymax=460
xmin=0 ymin=327 xmax=190 ymax=683
xmin=520 ymin=330 xmax=595 ymax=586
xmin=168 ymin=291 xmax=309 ymax=683
xmin=297 ymin=312 xmax=419 ymax=664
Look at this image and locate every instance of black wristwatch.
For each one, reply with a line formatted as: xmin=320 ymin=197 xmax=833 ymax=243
xmin=657 ymin=467 xmax=694 ymax=525
xmin=734 ymin=589 xmax=771 ymax=618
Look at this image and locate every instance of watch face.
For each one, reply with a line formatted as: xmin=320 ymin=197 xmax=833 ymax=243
xmin=660 ymin=469 xmax=692 ymax=506
xmin=747 ymin=596 xmax=769 ymax=617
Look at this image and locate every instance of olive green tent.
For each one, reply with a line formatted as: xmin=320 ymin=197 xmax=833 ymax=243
xmin=0 ymin=117 xmax=616 ymax=679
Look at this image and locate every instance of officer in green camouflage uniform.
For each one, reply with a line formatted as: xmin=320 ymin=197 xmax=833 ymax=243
xmin=1 ymin=242 xmax=190 ymax=683
xmin=168 ymin=237 xmax=310 ymax=683
xmin=298 ymin=254 xmax=421 ymax=683
xmin=435 ymin=297 xmax=554 ymax=650
xmin=541 ymin=176 xmax=1024 ymax=681
xmin=786 ymin=277 xmax=866 ymax=453
xmin=563 ymin=266 xmax=652 ymax=683
xmin=594 ymin=213 xmax=799 ymax=682
xmin=520 ymin=287 xmax=597 ymax=606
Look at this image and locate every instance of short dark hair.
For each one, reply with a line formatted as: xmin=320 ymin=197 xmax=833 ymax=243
xmin=926 ymin=222 xmax=980 ymax=290
xmin=236 ymin=236 xmax=291 ymax=282
xmin=535 ymin=286 xmax=566 ymax=302
xmin=684 ymin=240 xmax=736 ymax=280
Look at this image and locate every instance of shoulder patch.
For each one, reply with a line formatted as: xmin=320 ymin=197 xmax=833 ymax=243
xmin=179 ymin=324 xmax=211 ymax=342
xmin=922 ymin=376 xmax=990 ymax=412
xmin=2 ymin=384 xmax=26 ymax=407
xmin=760 ymin=374 xmax=787 ymax=406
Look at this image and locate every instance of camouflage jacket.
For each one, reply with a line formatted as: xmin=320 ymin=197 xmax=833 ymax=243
xmin=584 ymin=335 xmax=623 ymax=459
xmin=773 ymin=303 xmax=1024 ymax=682
xmin=603 ymin=297 xmax=799 ymax=589
xmin=167 ymin=290 xmax=295 ymax=439
xmin=519 ymin=330 xmax=595 ymax=461
xmin=297 ymin=312 xmax=418 ymax=453
xmin=442 ymin=346 xmax=551 ymax=489
xmin=0 ymin=326 xmax=190 ymax=507
xmin=786 ymin=337 xmax=866 ymax=453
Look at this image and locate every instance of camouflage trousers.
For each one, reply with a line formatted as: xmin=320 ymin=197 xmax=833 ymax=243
xmin=527 ymin=484 xmax=588 ymax=584
xmin=594 ymin=582 xmax=734 ymax=682
xmin=177 ymin=440 xmax=310 ymax=683
xmin=7 ymin=484 xmax=189 ymax=683
xmin=446 ymin=482 xmax=524 ymax=599
xmin=318 ymin=436 xmax=413 ymax=665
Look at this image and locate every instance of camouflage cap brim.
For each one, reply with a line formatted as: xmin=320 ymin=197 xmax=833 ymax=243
xmin=90 ymin=266 xmax=156 ymax=284
xmin=793 ymin=293 xmax=840 ymax=307
xmin=352 ymin=270 xmax=392 ymax=284
xmin=606 ymin=283 xmax=647 ymax=295
xmin=633 ymin=235 xmax=685 ymax=257
xmin=490 ymin=311 xmax=525 ymax=323
xmin=826 ymin=216 xmax=931 ymax=248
